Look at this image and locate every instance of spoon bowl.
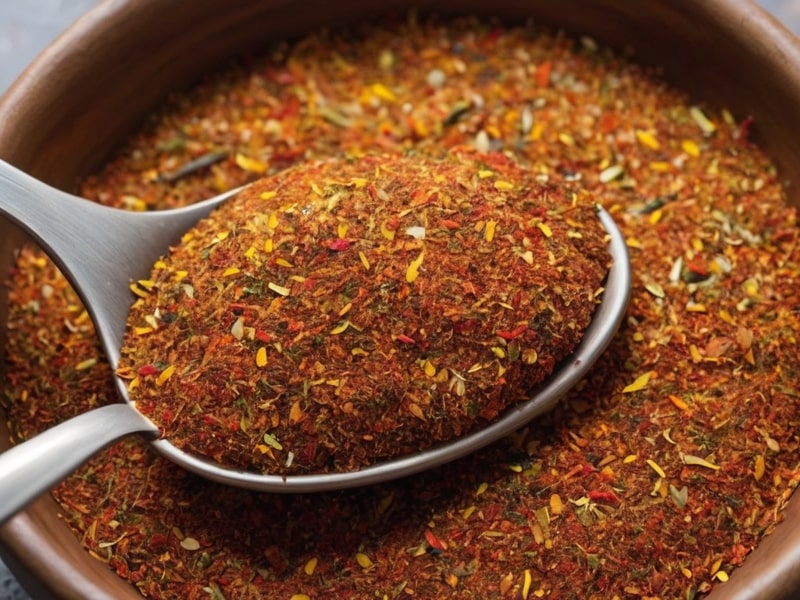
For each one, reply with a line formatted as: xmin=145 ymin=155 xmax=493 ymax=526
xmin=0 ymin=157 xmax=630 ymax=524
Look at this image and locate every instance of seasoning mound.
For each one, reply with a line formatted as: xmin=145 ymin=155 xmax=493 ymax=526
xmin=118 ymin=151 xmax=610 ymax=474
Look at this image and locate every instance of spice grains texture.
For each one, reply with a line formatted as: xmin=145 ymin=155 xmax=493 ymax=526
xmin=4 ymin=15 xmax=800 ymax=600
xmin=118 ymin=152 xmax=609 ymax=474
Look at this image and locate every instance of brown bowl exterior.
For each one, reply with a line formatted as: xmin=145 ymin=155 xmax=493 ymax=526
xmin=1 ymin=1 xmax=800 ymax=598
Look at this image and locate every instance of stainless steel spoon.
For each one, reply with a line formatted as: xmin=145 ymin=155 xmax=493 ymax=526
xmin=0 ymin=158 xmax=631 ymax=524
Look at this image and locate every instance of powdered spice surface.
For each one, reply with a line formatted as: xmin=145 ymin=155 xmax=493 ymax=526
xmin=118 ymin=152 xmax=609 ymax=474
xmin=4 ymin=14 xmax=800 ymax=600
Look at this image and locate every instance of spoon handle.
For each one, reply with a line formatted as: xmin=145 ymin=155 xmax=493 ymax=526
xmin=0 ymin=404 xmax=158 ymax=526
xmin=0 ymin=159 xmax=242 ymax=366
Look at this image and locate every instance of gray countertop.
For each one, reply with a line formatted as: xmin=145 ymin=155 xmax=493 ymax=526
xmin=0 ymin=1 xmax=798 ymax=598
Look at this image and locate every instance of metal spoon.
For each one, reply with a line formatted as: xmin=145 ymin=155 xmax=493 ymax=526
xmin=0 ymin=158 xmax=631 ymax=524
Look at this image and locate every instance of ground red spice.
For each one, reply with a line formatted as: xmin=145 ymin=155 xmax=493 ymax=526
xmin=118 ymin=151 xmax=609 ymax=474
xmin=4 ymin=14 xmax=800 ymax=600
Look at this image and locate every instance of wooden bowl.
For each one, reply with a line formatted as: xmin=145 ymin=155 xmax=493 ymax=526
xmin=1 ymin=1 xmax=800 ymax=598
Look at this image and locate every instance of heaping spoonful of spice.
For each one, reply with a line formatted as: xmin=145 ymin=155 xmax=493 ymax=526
xmin=0 ymin=150 xmax=630 ymax=524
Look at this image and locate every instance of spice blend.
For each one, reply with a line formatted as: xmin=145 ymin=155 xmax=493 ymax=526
xmin=118 ymin=152 xmax=610 ymax=474
xmin=4 ymin=14 xmax=800 ymax=600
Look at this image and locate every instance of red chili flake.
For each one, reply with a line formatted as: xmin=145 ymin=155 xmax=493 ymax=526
xmin=137 ymin=364 xmax=158 ymax=377
xmin=300 ymin=440 xmax=317 ymax=465
xmin=496 ymin=324 xmax=527 ymax=340
xmin=286 ymin=319 xmax=304 ymax=333
xmin=326 ymin=238 xmax=352 ymax=251
xmin=453 ymin=317 xmax=481 ymax=334
xmin=588 ymin=490 xmax=620 ymax=505
xmin=424 ymin=528 xmax=447 ymax=551
xmin=599 ymin=111 xmax=620 ymax=134
xmin=439 ymin=218 xmax=461 ymax=230
xmin=395 ymin=333 xmax=416 ymax=345
xmin=255 ymin=330 xmax=272 ymax=343
xmin=536 ymin=60 xmax=552 ymax=87
xmin=384 ymin=214 xmax=400 ymax=231
xmin=271 ymin=149 xmax=306 ymax=169
xmin=147 ymin=533 xmax=168 ymax=551
xmin=269 ymin=69 xmax=296 ymax=85
xmin=271 ymin=94 xmax=300 ymax=119
xmin=366 ymin=183 xmax=380 ymax=202
xmin=685 ymin=257 xmax=708 ymax=276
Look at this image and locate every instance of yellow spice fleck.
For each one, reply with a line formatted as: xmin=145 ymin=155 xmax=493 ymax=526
xmin=129 ymin=283 xmax=150 ymax=299
xmin=484 ymin=220 xmax=497 ymax=242
xmin=235 ymin=153 xmax=267 ymax=173
xmin=304 ymin=557 xmax=318 ymax=575
xmin=358 ymin=250 xmax=370 ymax=271
xmin=485 ymin=124 xmax=502 ymax=139
xmin=649 ymin=208 xmax=663 ymax=224
xmin=75 ymin=358 xmax=97 ymax=371
xmin=646 ymin=458 xmax=667 ymax=479
xmin=330 ymin=321 xmax=350 ymax=335
xmin=371 ymin=82 xmax=397 ymax=102
xmin=406 ymin=251 xmax=424 ymax=283
xmin=558 ymin=132 xmax=575 ymax=146
xmin=754 ymin=454 xmax=766 ymax=481
xmin=622 ymin=371 xmax=652 ymax=393
xmin=649 ymin=161 xmax=671 ymax=172
xmin=355 ymin=552 xmax=374 ymax=569
xmin=635 ymin=129 xmax=660 ymax=150
xmin=522 ymin=569 xmax=532 ymax=600
xmin=380 ymin=220 xmax=396 ymax=241
xmin=256 ymin=347 xmax=268 ymax=368
xmin=536 ymin=222 xmax=552 ymax=238
xmin=156 ymin=364 xmax=176 ymax=386
xmin=682 ymin=139 xmax=701 ymax=157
